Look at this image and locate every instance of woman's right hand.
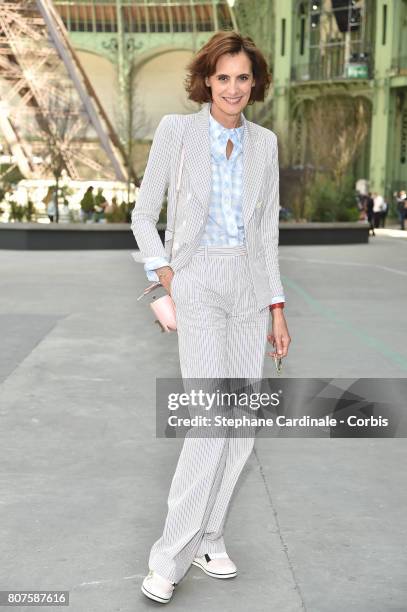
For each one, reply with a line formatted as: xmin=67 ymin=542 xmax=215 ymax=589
xmin=156 ymin=266 xmax=175 ymax=296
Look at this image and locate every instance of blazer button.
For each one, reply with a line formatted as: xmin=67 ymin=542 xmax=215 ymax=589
xmin=256 ymin=201 xmax=262 ymax=208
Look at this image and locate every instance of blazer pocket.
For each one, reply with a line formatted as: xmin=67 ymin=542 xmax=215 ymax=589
xmin=255 ymin=178 xmax=269 ymax=218
xmin=255 ymin=244 xmax=265 ymax=260
xmin=164 ymin=228 xmax=174 ymax=243
xmin=254 ymin=197 xmax=267 ymax=226
xmin=255 ymin=203 xmax=265 ymax=220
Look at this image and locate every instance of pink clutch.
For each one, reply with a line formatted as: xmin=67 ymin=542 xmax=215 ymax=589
xmin=137 ymin=282 xmax=177 ymax=333
xmin=135 ymin=143 xmax=185 ymax=333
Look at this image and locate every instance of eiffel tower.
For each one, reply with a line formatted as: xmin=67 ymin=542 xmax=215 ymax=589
xmin=0 ymin=0 xmax=129 ymax=181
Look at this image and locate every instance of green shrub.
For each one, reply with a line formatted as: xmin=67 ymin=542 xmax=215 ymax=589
xmin=24 ymin=200 xmax=37 ymax=222
xmin=9 ymin=200 xmax=25 ymax=222
xmin=105 ymin=200 xmax=134 ymax=223
xmin=307 ymin=174 xmax=359 ymax=222
xmin=8 ymin=199 xmax=37 ymax=222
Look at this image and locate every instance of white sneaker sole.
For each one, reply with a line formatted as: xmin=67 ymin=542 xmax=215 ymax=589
xmin=191 ymin=559 xmax=237 ymax=579
xmin=141 ymin=583 xmax=173 ymax=604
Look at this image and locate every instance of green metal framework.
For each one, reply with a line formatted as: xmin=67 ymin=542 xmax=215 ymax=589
xmin=0 ymin=0 xmax=129 ymax=181
xmin=258 ymin=0 xmax=407 ymax=200
xmin=45 ymin=0 xmax=407 ymax=198
xmin=291 ymin=0 xmax=376 ymax=81
xmin=53 ymin=0 xmax=233 ymax=34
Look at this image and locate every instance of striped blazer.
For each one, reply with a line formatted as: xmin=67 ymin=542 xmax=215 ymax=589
xmin=131 ymin=101 xmax=284 ymax=311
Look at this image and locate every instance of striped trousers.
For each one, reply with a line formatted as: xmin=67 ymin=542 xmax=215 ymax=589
xmin=148 ymin=244 xmax=270 ymax=584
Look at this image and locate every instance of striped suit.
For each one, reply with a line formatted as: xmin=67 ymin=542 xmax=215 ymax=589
xmin=131 ymin=101 xmax=284 ymax=311
xmin=131 ymin=102 xmax=284 ymax=585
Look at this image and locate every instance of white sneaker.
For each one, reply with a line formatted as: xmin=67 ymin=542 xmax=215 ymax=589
xmin=141 ymin=570 xmax=175 ymax=604
xmin=192 ymin=552 xmax=237 ymax=579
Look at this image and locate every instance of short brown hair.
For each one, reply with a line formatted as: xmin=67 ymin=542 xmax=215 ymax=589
xmin=184 ymin=31 xmax=271 ymax=105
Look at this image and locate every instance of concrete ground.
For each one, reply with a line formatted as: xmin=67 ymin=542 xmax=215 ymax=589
xmin=0 ymin=231 xmax=406 ymax=611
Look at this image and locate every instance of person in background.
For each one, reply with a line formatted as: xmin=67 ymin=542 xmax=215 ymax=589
xmin=357 ymin=193 xmax=366 ymax=220
xmin=46 ymin=188 xmax=57 ymax=222
xmin=379 ymin=197 xmax=388 ymax=228
xmin=373 ymin=192 xmax=384 ymax=229
xmin=94 ymin=188 xmax=107 ymax=222
xmin=360 ymin=193 xmax=369 ymax=222
xmin=104 ymin=196 xmax=118 ymax=217
xmin=366 ymin=192 xmax=375 ymax=236
xmin=395 ymin=190 xmax=406 ymax=230
xmin=80 ymin=186 xmax=95 ymax=222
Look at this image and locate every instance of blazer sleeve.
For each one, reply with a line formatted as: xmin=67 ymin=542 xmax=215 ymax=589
xmin=131 ymin=115 xmax=173 ymax=261
xmin=260 ymin=132 xmax=285 ymax=301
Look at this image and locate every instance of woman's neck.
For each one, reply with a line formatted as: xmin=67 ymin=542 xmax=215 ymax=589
xmin=209 ymin=102 xmax=242 ymax=129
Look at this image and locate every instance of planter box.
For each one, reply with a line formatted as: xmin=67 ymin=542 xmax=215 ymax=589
xmin=278 ymin=222 xmax=369 ymax=245
xmin=0 ymin=221 xmax=369 ymax=250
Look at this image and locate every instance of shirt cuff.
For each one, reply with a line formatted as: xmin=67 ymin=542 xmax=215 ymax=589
xmin=270 ymin=295 xmax=286 ymax=305
xmin=146 ymin=269 xmax=160 ymax=282
xmin=143 ymin=256 xmax=170 ymax=281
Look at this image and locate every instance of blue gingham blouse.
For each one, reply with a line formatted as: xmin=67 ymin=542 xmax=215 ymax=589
xmin=199 ymin=107 xmax=245 ymax=245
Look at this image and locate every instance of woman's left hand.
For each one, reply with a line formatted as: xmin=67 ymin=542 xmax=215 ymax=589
xmin=156 ymin=265 xmax=174 ymax=295
xmin=267 ymin=310 xmax=291 ymax=359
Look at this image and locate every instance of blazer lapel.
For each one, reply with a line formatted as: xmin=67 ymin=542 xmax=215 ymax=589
xmin=242 ymin=117 xmax=266 ymax=226
xmin=183 ymin=103 xmax=212 ymax=213
xmin=182 ymin=101 xmax=266 ymax=226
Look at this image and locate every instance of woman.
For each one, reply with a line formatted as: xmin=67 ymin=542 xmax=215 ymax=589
xmin=44 ymin=186 xmax=56 ymax=223
xmin=131 ymin=31 xmax=291 ymax=604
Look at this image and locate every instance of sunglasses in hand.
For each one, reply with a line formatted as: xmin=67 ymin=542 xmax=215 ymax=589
xmin=267 ymin=333 xmax=283 ymax=376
